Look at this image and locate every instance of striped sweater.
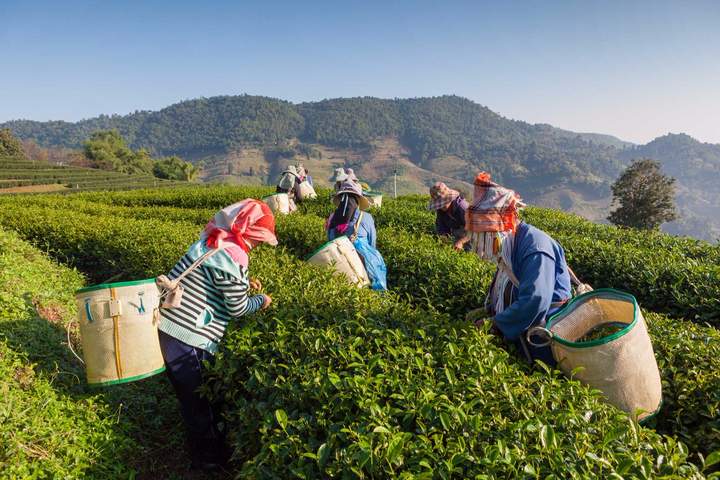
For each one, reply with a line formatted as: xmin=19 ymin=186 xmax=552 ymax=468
xmin=158 ymin=253 xmax=265 ymax=353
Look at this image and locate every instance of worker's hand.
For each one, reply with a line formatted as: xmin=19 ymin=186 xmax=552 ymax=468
xmin=261 ymin=294 xmax=272 ymax=310
xmin=249 ymin=278 xmax=262 ymax=291
xmin=453 ymin=235 xmax=469 ymax=252
xmin=465 ymin=308 xmax=486 ymax=324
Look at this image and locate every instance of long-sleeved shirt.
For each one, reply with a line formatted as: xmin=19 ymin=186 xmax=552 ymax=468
xmin=327 ymin=209 xmax=377 ymax=248
xmin=158 ymin=253 xmax=265 ymax=353
xmin=494 ymin=222 xmax=572 ymax=341
xmin=435 ymin=196 xmax=468 ymax=236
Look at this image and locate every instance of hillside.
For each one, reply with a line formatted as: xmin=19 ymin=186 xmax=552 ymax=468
xmin=619 ymin=134 xmax=720 ymax=241
xmin=3 ymin=95 xmax=719 ymax=240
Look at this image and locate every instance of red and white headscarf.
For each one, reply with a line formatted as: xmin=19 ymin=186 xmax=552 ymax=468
xmin=201 ymin=199 xmax=278 ymax=268
xmin=465 ymin=173 xmax=525 ymax=316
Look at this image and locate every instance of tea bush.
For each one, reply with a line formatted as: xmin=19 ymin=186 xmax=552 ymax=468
xmin=339 ymin=197 xmax=720 ymax=324
xmin=0 ymin=227 xmax=136 ymax=478
xmin=3 ymin=195 xmax=719 ymax=459
xmin=0 ymin=204 xmax=708 ymax=478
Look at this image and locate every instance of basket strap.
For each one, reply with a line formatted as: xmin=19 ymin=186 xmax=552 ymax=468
xmin=568 ymin=266 xmax=584 ymax=287
xmin=497 ymin=258 xmax=520 ymax=288
xmin=349 ymin=212 xmax=365 ymax=243
xmin=174 ymin=241 xmax=226 ymax=285
xmin=110 ymin=287 xmax=123 ymax=379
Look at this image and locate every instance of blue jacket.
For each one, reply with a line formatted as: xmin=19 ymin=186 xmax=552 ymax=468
xmin=494 ymin=222 xmax=572 ymax=341
xmin=327 ymin=209 xmax=377 ymax=248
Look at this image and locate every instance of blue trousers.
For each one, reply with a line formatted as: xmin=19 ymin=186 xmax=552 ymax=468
xmin=158 ymin=331 xmax=223 ymax=454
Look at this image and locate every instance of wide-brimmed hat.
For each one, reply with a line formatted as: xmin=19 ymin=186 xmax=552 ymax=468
xmin=282 ymin=165 xmax=299 ymax=177
xmin=345 ymin=168 xmax=359 ymax=182
xmin=428 ymin=182 xmax=460 ymax=211
xmin=333 ymin=180 xmax=370 ymax=210
xmin=330 ymin=167 xmax=348 ymax=183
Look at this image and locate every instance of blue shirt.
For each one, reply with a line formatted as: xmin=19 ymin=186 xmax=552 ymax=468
xmin=327 ymin=209 xmax=377 ymax=248
xmin=494 ymin=222 xmax=572 ymax=341
xmin=435 ymin=196 xmax=468 ymax=235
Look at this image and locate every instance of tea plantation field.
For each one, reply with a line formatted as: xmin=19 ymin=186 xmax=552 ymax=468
xmin=0 ymin=185 xmax=718 ymax=479
xmin=0 ymin=156 xmax=187 ymax=193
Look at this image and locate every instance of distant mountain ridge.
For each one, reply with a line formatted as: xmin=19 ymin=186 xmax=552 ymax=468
xmin=2 ymin=95 xmax=719 ymax=241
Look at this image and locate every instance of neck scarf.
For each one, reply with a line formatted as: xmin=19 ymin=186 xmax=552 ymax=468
xmin=201 ymin=199 xmax=277 ymax=267
xmin=327 ymin=193 xmax=358 ymax=235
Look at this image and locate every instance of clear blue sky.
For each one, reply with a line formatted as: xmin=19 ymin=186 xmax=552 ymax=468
xmin=1 ymin=0 xmax=719 ymax=144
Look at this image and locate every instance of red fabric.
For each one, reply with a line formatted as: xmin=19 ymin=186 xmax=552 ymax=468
xmin=204 ymin=200 xmax=278 ymax=252
xmin=466 ymin=172 xmax=522 ymax=234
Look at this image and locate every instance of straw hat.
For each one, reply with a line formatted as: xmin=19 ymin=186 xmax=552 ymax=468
xmin=282 ymin=165 xmax=299 ymax=177
xmin=330 ymin=167 xmax=349 ymax=183
xmin=333 ymin=180 xmax=370 ymax=210
xmin=428 ymin=182 xmax=460 ymax=211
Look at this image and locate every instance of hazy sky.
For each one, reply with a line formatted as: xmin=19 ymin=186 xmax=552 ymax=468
xmin=1 ymin=0 xmax=719 ymax=144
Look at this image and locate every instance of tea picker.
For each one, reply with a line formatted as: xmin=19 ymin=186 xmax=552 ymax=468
xmin=427 ymin=181 xmax=471 ymax=252
xmin=311 ymin=180 xmax=388 ymax=290
xmin=71 ymin=199 xmax=277 ymax=470
xmin=464 ymin=172 xmax=661 ymax=421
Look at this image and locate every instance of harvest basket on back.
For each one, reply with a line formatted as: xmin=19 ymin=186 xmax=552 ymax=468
xmin=528 ymin=289 xmax=662 ymax=421
xmin=262 ymin=193 xmax=292 ymax=215
xmin=365 ymin=191 xmax=383 ymax=208
xmin=74 ymin=279 xmax=165 ymax=386
xmin=307 ymin=236 xmax=370 ymax=287
xmin=297 ymin=181 xmax=317 ymax=200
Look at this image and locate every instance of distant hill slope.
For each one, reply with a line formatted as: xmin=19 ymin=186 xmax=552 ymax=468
xmin=1 ymin=95 xmax=625 ymax=197
xmin=619 ymin=133 xmax=720 ymax=241
xmin=2 ymin=95 xmax=718 ymax=241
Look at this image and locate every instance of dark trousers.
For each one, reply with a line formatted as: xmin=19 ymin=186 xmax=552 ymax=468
xmin=158 ymin=330 xmax=224 ymax=458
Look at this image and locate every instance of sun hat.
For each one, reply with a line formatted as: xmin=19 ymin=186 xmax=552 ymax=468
xmin=330 ymin=167 xmax=349 ymax=183
xmin=345 ymin=168 xmax=359 ymax=182
xmin=428 ymin=182 xmax=460 ymax=211
xmin=282 ymin=165 xmax=298 ymax=176
xmin=333 ymin=180 xmax=370 ymax=210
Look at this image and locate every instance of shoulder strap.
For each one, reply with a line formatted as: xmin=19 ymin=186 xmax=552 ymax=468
xmin=567 ymin=266 xmax=583 ymax=287
xmin=174 ymin=242 xmax=226 ymax=284
xmin=349 ymin=211 xmax=365 ymax=242
xmin=498 ymin=257 xmax=520 ymax=288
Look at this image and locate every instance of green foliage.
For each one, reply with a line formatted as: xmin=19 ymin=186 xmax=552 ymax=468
xmin=153 ymin=155 xmax=200 ymax=181
xmin=0 ymin=198 xmax=705 ymax=478
xmin=1 ymin=189 xmax=719 ymax=466
xmin=609 ymin=158 xmax=678 ymax=230
xmin=362 ymin=196 xmax=720 ymax=324
xmin=84 ymin=129 xmax=155 ymax=175
xmin=0 ymin=128 xmax=26 ymax=158
xmin=0 ymin=228 xmax=136 ymax=478
xmin=1 ymin=95 xmax=628 ymax=197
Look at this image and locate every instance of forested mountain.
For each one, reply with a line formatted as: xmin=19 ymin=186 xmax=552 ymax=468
xmin=3 ymin=95 xmax=719 ymax=240
xmin=2 ymin=95 xmax=627 ymax=198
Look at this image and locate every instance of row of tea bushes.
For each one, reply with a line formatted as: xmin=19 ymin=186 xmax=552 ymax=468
xmin=3 ymin=192 xmax=720 ymax=461
xmin=268 ymin=212 xmax=720 ymax=459
xmin=0 ymin=204 xmax=707 ymax=478
xmin=0 ymin=228 xmax=136 ymax=478
xmin=337 ymin=196 xmax=720 ymax=324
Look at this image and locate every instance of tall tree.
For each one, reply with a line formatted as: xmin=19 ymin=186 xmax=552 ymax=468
xmin=83 ymin=130 xmax=154 ymax=174
xmin=153 ymin=155 xmax=200 ymax=181
xmin=608 ymin=158 xmax=678 ymax=230
xmin=0 ymin=128 xmax=26 ymax=158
